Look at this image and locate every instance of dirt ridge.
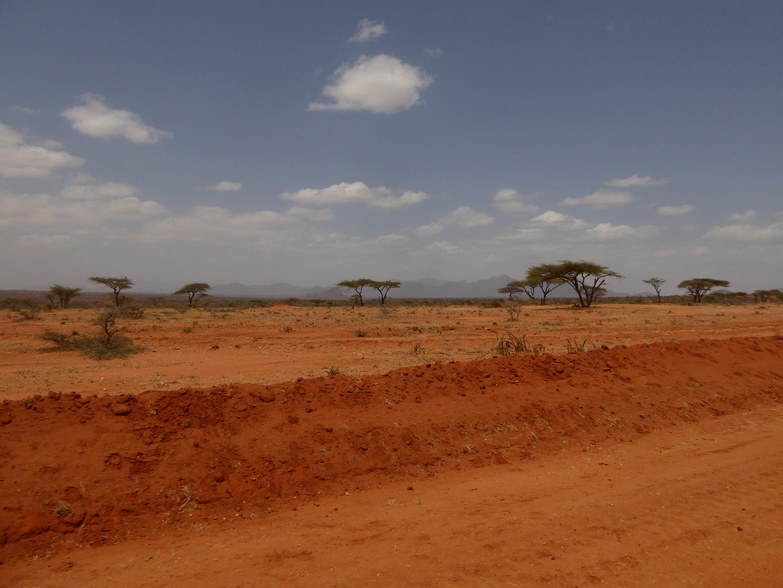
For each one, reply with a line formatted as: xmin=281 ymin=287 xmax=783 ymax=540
xmin=1 ymin=336 xmax=782 ymax=563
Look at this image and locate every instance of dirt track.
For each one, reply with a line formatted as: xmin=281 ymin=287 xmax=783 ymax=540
xmin=2 ymin=322 xmax=783 ymax=586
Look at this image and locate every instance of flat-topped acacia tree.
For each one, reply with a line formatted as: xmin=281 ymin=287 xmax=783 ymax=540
xmin=89 ymin=276 xmax=134 ymax=307
xmin=527 ymin=260 xmax=623 ymax=308
xmin=338 ymin=278 xmax=374 ymax=306
xmin=643 ymin=277 xmax=666 ymax=303
xmin=677 ymin=278 xmax=730 ymax=303
xmin=370 ymin=280 xmax=401 ymax=305
xmin=174 ymin=283 xmax=212 ymax=307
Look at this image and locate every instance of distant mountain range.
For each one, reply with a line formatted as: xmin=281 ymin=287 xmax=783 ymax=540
xmin=208 ymin=276 xmax=635 ymax=300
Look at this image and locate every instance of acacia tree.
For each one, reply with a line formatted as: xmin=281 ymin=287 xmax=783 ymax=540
xmin=89 ymin=276 xmax=134 ymax=307
xmin=369 ymin=280 xmax=401 ymax=305
xmin=677 ymin=278 xmax=730 ymax=303
xmin=338 ymin=278 xmax=374 ymax=307
xmin=47 ymin=284 xmax=82 ymax=308
xmin=642 ymin=277 xmax=666 ymax=303
xmin=498 ymin=284 xmax=524 ymax=300
xmin=174 ymin=283 xmax=212 ymax=307
xmin=530 ymin=260 xmax=623 ymax=308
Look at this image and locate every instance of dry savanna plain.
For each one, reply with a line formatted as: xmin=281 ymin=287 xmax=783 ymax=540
xmin=1 ymin=300 xmax=783 ymax=586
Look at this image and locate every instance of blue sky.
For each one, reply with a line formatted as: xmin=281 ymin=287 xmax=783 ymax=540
xmin=1 ymin=1 xmax=781 ymax=294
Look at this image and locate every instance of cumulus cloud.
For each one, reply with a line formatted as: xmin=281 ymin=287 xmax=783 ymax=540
xmin=308 ymin=55 xmax=433 ymax=114
xmin=529 ymin=210 xmax=588 ymax=229
xmin=280 ymin=181 xmax=428 ymax=210
xmin=61 ymin=94 xmax=171 ymax=144
xmin=657 ymin=204 xmax=694 ymax=216
xmin=285 ymin=206 xmax=335 ymax=222
xmin=560 ymin=189 xmax=635 ymax=210
xmin=139 ymin=206 xmax=292 ymax=244
xmin=584 ymin=223 xmax=657 ymax=240
xmin=0 ymin=189 xmax=166 ymax=228
xmin=728 ymin=210 xmax=757 ymax=222
xmin=207 ymin=181 xmax=242 ymax=192
xmin=414 ymin=222 xmax=444 ymax=237
xmin=0 ymin=122 xmax=85 ymax=177
xmin=492 ymin=189 xmax=539 ymax=213
xmin=61 ymin=181 xmax=140 ymax=200
xmin=604 ymin=174 xmax=669 ymax=188
xmin=349 ymin=19 xmax=388 ymax=42
xmin=704 ymin=221 xmax=783 ymax=242
xmin=438 ymin=206 xmax=494 ymax=228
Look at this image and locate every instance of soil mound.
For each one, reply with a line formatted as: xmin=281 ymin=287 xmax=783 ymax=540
xmin=1 ymin=336 xmax=782 ymax=563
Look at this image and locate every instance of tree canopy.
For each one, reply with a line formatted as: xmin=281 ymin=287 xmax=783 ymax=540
xmin=677 ymin=278 xmax=730 ymax=303
xmin=174 ymin=283 xmax=212 ymax=307
xmin=370 ymin=280 xmax=401 ymax=305
xmin=642 ymin=277 xmax=666 ymax=303
xmin=89 ymin=276 xmax=134 ymax=307
xmin=338 ymin=278 xmax=375 ymax=306
xmin=528 ymin=260 xmax=623 ymax=308
xmin=47 ymin=284 xmax=81 ymax=308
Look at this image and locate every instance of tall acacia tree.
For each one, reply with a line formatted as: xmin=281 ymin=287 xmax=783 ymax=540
xmin=369 ymin=280 xmax=401 ymax=305
xmin=529 ymin=260 xmax=623 ymax=308
xmin=47 ymin=284 xmax=82 ymax=308
xmin=677 ymin=278 xmax=730 ymax=303
xmin=642 ymin=277 xmax=666 ymax=303
xmin=174 ymin=283 xmax=212 ymax=307
xmin=89 ymin=276 xmax=134 ymax=307
xmin=338 ymin=278 xmax=374 ymax=307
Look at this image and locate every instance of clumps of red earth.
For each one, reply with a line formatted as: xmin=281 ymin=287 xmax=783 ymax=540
xmin=1 ymin=337 xmax=781 ymax=562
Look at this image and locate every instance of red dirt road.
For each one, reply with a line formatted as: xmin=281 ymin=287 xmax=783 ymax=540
xmin=7 ymin=404 xmax=783 ymax=587
xmin=2 ymin=335 xmax=783 ymax=585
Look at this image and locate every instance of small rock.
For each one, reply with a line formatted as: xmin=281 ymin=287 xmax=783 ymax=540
xmin=111 ymin=403 xmax=132 ymax=416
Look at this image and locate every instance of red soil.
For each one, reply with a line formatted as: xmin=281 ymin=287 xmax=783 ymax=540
xmin=2 ymin=332 xmax=783 ymax=586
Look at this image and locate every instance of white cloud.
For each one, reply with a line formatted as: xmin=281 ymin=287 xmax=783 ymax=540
xmin=529 ymin=210 xmax=588 ymax=229
xmin=492 ymin=189 xmax=539 ymax=213
xmin=61 ymin=94 xmax=171 ymax=144
xmin=728 ymin=210 xmax=757 ymax=222
xmin=285 ymin=206 xmax=335 ymax=222
xmin=0 ymin=122 xmax=85 ymax=177
xmin=585 ymin=223 xmax=655 ymax=240
xmin=561 ymin=189 xmax=635 ymax=210
xmin=704 ymin=221 xmax=783 ymax=242
xmin=138 ymin=206 xmax=293 ymax=244
xmin=349 ymin=19 xmax=388 ymax=42
xmin=414 ymin=222 xmax=444 ymax=237
xmin=308 ymin=55 xmax=433 ymax=114
xmin=207 ymin=181 xmax=242 ymax=192
xmin=61 ymin=181 xmax=140 ymax=200
xmin=0 ymin=189 xmax=166 ymax=228
xmin=280 ymin=181 xmax=428 ymax=210
xmin=439 ymin=206 xmax=494 ymax=228
xmin=604 ymin=174 xmax=669 ymax=188
xmin=424 ymin=48 xmax=443 ymax=58
xmin=657 ymin=204 xmax=694 ymax=216
xmin=371 ymin=190 xmax=428 ymax=210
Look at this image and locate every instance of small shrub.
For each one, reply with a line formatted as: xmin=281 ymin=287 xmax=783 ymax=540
xmin=355 ymin=329 xmax=369 ymax=338
xmin=324 ymin=366 xmax=340 ymax=376
xmin=565 ymin=335 xmax=590 ymax=353
xmin=495 ymin=332 xmax=544 ymax=356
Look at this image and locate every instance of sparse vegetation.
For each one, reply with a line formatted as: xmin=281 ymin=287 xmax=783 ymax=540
xmin=89 ymin=276 xmax=134 ymax=307
xmin=40 ymin=308 xmax=142 ymax=360
xmin=494 ymin=332 xmax=544 ymax=356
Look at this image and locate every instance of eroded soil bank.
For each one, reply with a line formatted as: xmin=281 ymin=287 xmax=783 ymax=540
xmin=2 ymin=336 xmax=782 ymax=585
